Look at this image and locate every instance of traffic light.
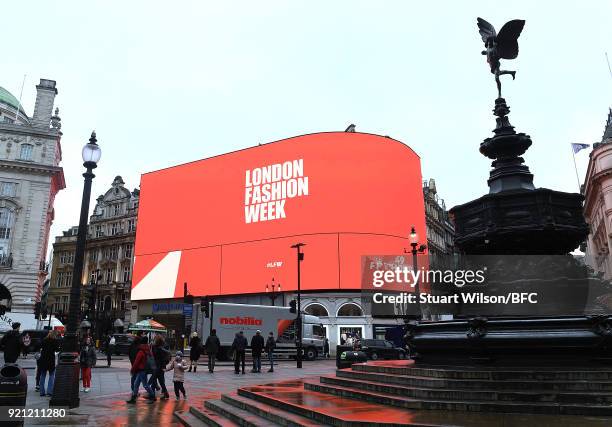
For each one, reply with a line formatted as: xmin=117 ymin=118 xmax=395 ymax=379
xmin=289 ymin=299 xmax=297 ymax=313
xmin=200 ymin=296 xmax=210 ymax=318
xmin=34 ymin=302 xmax=41 ymax=319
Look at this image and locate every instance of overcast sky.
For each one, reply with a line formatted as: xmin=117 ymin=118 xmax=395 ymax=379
xmin=2 ymin=1 xmax=611 ymax=260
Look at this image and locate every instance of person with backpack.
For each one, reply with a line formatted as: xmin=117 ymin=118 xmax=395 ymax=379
xmin=165 ymin=351 xmax=187 ymax=400
xmin=79 ymin=336 xmax=97 ymax=393
xmin=148 ymin=334 xmax=170 ymax=399
xmin=265 ymin=332 xmax=276 ymax=372
xmin=188 ymin=332 xmax=201 ymax=372
xmin=231 ymin=331 xmax=247 ymax=375
xmin=204 ymin=329 xmax=220 ymax=373
xmin=250 ymin=330 xmax=264 ymax=373
xmin=126 ymin=335 xmax=155 ymax=403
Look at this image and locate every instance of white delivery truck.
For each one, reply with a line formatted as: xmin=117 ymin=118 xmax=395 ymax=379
xmin=197 ymin=303 xmax=325 ymax=361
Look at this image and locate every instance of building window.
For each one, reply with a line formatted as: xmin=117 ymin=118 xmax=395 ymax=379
xmin=67 ymin=252 xmax=74 ymax=264
xmin=95 ymin=225 xmax=103 ymax=238
xmin=111 ymin=222 xmax=120 ymax=236
xmin=123 ymin=265 xmax=131 ymax=282
xmin=124 ymin=244 xmax=132 ymax=259
xmin=102 ymin=247 xmax=110 ymax=260
xmin=337 ymin=303 xmax=363 ymax=317
xmin=110 ymin=246 xmax=118 ymax=260
xmin=106 ymin=267 xmax=115 ymax=283
xmin=304 ymin=303 xmax=329 ymax=317
xmin=120 ymin=292 xmax=126 ymax=310
xmin=0 ymin=182 xmax=16 ymax=197
xmin=113 ymin=204 xmax=121 ymax=216
xmin=0 ymin=208 xmax=12 ymax=256
xmin=90 ymin=249 xmax=98 ymax=262
xmin=64 ymin=271 xmax=72 ymax=287
xmin=61 ymin=295 xmax=68 ymax=312
xmin=56 ymin=272 xmax=64 ymax=288
xmin=127 ymin=219 xmax=136 ymax=233
xmin=19 ymin=144 xmax=33 ymax=161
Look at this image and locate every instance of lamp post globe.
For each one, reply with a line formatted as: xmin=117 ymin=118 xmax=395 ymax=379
xmin=50 ymin=131 xmax=100 ymax=409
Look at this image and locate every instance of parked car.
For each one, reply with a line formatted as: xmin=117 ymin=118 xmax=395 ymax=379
xmin=360 ymin=339 xmax=407 ymax=360
xmin=111 ymin=333 xmax=136 ymax=355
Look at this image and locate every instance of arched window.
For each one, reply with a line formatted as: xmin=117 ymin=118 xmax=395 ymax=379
xmin=19 ymin=144 xmax=33 ymax=161
xmin=304 ymin=303 xmax=329 ymax=317
xmin=337 ymin=303 xmax=363 ymax=317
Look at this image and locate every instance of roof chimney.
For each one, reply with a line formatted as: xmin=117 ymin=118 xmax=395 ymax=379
xmin=32 ymin=79 xmax=57 ymax=128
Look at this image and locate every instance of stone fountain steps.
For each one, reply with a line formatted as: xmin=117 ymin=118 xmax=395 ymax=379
xmin=306 ymin=378 xmax=612 ymax=416
xmin=325 ymin=374 xmax=612 ymax=404
xmin=174 ymin=404 xmax=240 ymax=427
xmin=336 ymin=368 xmax=612 ymax=391
xmin=351 ymin=362 xmax=612 ymax=381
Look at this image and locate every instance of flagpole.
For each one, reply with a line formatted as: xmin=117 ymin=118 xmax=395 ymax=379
xmin=571 ymin=145 xmax=581 ymax=192
xmin=14 ymin=74 xmax=26 ymax=123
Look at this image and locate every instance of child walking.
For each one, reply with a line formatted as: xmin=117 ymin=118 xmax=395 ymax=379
xmin=166 ymin=351 xmax=187 ymax=400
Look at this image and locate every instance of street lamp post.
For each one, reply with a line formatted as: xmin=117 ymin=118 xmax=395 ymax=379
xmin=290 ymin=243 xmax=305 ymax=368
xmin=265 ymin=278 xmax=281 ymax=306
xmin=405 ymin=226 xmax=427 ymax=318
xmin=50 ymin=132 xmax=101 ymax=409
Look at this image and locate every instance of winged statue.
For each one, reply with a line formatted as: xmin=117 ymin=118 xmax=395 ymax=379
xmin=477 ymin=18 xmax=525 ymax=98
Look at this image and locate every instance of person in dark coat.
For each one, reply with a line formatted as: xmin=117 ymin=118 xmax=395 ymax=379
xmin=324 ymin=338 xmax=330 ymax=358
xmin=265 ymin=332 xmax=276 ymax=372
xmin=250 ymin=330 xmax=264 ymax=373
xmin=39 ymin=330 xmax=59 ymax=396
xmin=128 ymin=331 xmax=142 ymax=394
xmin=148 ymin=334 xmax=170 ymax=399
xmin=188 ymin=332 xmax=201 ymax=372
xmin=231 ymin=331 xmax=247 ymax=374
xmin=1 ymin=322 xmax=22 ymax=363
xmin=204 ymin=329 xmax=221 ymax=373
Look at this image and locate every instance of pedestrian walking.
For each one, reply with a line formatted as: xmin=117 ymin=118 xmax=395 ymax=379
xmin=126 ymin=336 xmax=155 ymax=404
xmin=107 ymin=333 xmax=115 ymax=367
xmin=204 ymin=329 xmax=220 ymax=373
xmin=265 ymin=332 xmax=276 ymax=372
xmin=79 ymin=336 xmax=97 ymax=393
xmin=39 ymin=330 xmax=59 ymax=397
xmin=165 ymin=351 xmax=187 ymax=400
xmin=231 ymin=331 xmax=247 ymax=375
xmin=250 ymin=330 xmax=264 ymax=373
xmin=128 ymin=331 xmax=143 ymax=395
xmin=1 ymin=322 xmax=22 ymax=364
xmin=324 ymin=338 xmax=330 ymax=358
xmin=188 ymin=332 xmax=201 ymax=372
xmin=148 ymin=334 xmax=170 ymax=400
xmin=34 ymin=350 xmax=42 ymax=392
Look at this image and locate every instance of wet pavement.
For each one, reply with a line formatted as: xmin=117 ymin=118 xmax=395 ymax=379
xmin=16 ymin=356 xmax=337 ymax=426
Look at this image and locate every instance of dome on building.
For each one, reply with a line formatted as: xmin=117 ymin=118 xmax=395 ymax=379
xmin=0 ymin=87 xmax=24 ymax=112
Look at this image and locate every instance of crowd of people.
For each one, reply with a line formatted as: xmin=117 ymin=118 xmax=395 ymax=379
xmin=2 ymin=322 xmax=282 ymax=403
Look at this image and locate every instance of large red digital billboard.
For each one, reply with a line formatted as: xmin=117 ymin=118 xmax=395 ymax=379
xmin=131 ymin=132 xmax=426 ymax=300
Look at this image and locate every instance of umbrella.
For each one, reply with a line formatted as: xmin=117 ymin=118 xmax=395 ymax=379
xmin=127 ymin=319 xmax=167 ymax=333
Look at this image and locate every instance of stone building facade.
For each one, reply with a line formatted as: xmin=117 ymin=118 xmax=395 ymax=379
xmin=48 ymin=176 xmax=138 ymax=332
xmin=583 ymin=110 xmax=612 ymax=278
xmin=0 ymin=80 xmax=65 ymax=313
xmin=423 ymin=178 xmax=455 ymax=267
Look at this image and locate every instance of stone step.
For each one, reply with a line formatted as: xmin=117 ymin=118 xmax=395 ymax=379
xmin=175 ymin=410 xmax=210 ymax=427
xmin=337 ymin=368 xmax=612 ymax=392
xmin=305 ymin=379 xmax=612 ymax=416
xmin=221 ymin=392 xmax=327 ymax=427
xmin=237 ymin=383 xmax=442 ymax=426
xmin=352 ymin=362 xmax=612 ymax=381
xmin=189 ymin=405 xmax=240 ymax=427
xmin=205 ymin=398 xmax=274 ymax=427
xmin=323 ymin=375 xmax=612 ymax=404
